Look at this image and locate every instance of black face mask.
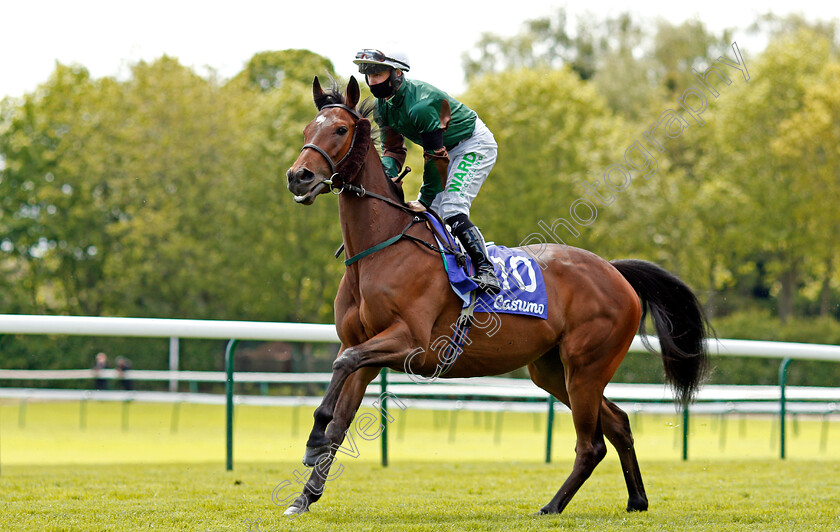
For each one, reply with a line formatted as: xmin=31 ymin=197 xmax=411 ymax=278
xmin=369 ymin=78 xmax=394 ymax=98
xmin=368 ymin=70 xmax=401 ymax=99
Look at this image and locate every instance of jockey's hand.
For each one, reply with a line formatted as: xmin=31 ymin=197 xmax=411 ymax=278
xmin=407 ymin=201 xmax=427 ymax=213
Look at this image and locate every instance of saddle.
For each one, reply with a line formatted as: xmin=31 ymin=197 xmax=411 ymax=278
xmin=332 ymin=205 xmax=547 ymax=319
xmin=422 ymin=211 xmax=548 ymax=320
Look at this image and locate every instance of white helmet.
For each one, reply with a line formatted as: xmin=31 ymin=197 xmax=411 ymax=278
xmin=353 ymin=49 xmax=410 ymax=74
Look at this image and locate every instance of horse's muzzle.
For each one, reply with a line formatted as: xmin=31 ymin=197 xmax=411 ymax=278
xmin=293 ymin=181 xmax=330 ymax=205
xmin=287 ymin=166 xmax=325 ymax=204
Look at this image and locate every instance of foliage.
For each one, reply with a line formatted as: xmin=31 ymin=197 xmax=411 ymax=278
xmin=0 ymin=52 xmax=346 ymax=370
xmin=0 ymin=65 xmax=116 ymax=315
xmin=2 ymin=12 xmax=840 ymax=374
xmin=229 ymin=49 xmax=335 ymax=91
xmin=703 ymin=28 xmax=836 ymax=322
xmin=461 ymin=67 xmax=627 ymax=251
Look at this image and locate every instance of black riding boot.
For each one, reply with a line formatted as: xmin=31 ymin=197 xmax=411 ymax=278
xmin=455 ymin=225 xmax=501 ymax=295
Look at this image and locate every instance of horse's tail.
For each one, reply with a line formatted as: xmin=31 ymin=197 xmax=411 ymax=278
xmin=610 ymin=259 xmax=711 ymax=407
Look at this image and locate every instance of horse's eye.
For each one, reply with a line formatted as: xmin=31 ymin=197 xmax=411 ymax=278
xmin=336 ymin=126 xmax=348 ymax=136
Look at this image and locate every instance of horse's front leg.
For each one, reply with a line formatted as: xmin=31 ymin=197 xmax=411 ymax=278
xmin=303 ymin=344 xmax=350 ymax=465
xmin=285 ymin=366 xmax=379 ymax=516
xmin=302 ymin=324 xmax=416 ymax=466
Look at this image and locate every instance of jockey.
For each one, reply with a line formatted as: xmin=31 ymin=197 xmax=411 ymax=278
xmin=353 ymin=48 xmax=502 ymax=294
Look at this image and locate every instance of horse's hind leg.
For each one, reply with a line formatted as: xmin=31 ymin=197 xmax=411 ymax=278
xmin=545 ymin=372 xmax=609 ymax=514
xmin=527 ymin=346 xmax=608 ymax=515
xmin=530 ymin=312 xmax=639 ymax=515
xmin=601 ymin=398 xmax=648 ymax=511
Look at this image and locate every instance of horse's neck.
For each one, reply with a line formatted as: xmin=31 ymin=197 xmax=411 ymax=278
xmin=338 ymin=146 xmax=410 ymax=262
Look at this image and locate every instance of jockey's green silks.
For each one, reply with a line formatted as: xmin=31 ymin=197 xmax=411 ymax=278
xmin=375 ymin=79 xmax=477 ymax=205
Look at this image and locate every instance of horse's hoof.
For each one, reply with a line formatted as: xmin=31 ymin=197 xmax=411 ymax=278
xmin=535 ymin=506 xmax=553 ymax=516
xmin=283 ymin=504 xmax=309 ymax=517
xmin=626 ymin=497 xmax=648 ymax=512
xmin=302 ymin=444 xmax=330 ymax=467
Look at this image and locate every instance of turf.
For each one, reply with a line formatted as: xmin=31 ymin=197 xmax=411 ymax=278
xmin=1 ymin=401 xmax=839 ymax=531
xmin=3 ymin=461 xmax=839 ymax=531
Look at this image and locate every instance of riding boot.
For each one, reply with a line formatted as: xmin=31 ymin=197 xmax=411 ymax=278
xmin=456 ymin=226 xmax=501 ymax=295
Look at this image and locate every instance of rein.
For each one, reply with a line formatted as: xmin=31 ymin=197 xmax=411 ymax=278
xmin=301 ymin=104 xmax=461 ymax=267
xmin=338 ymin=182 xmax=464 ymax=267
xmin=339 ymin=183 xmax=451 ymax=266
xmin=343 ymin=216 xmax=422 ymax=266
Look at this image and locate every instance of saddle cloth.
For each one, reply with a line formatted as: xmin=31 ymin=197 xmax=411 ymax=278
xmin=423 ymin=212 xmax=548 ymax=320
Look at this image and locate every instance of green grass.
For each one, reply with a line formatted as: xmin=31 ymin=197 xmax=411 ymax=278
xmin=1 ymin=401 xmax=839 ymax=531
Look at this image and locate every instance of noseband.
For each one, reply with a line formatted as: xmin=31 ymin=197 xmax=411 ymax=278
xmin=298 ymin=103 xmax=411 ymax=215
xmin=300 ymin=104 xmax=369 ymax=190
xmin=299 ymin=102 xmax=452 ymax=266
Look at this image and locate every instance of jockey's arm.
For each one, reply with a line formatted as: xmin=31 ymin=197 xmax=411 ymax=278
xmin=380 ymin=126 xmax=407 ymax=178
xmin=415 ymin=98 xmax=452 ymax=207
xmin=418 ymin=129 xmax=450 ymax=207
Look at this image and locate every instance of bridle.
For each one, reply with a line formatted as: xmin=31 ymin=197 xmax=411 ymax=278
xmin=298 ymin=103 xmax=412 ymax=213
xmin=300 ymin=103 xmax=365 ymax=191
xmin=298 ymin=102 xmax=459 ymax=266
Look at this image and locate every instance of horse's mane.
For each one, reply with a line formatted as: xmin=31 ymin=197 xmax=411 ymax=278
xmin=314 ymin=78 xmax=376 ymax=119
xmin=314 ymin=78 xmax=405 ymax=204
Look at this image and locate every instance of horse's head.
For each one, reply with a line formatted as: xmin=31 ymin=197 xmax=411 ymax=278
xmin=287 ymin=76 xmax=371 ymax=205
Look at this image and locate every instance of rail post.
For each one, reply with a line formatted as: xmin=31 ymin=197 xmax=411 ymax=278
xmin=545 ymin=395 xmax=555 ymax=463
xmin=225 ymin=339 xmax=239 ymax=471
xmin=779 ymin=357 xmax=792 ymax=459
xmin=380 ymin=368 xmax=388 ymax=467
xmin=169 ymin=336 xmax=179 ymax=392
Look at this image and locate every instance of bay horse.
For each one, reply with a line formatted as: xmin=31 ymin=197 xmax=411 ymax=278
xmin=284 ymin=76 xmax=710 ymax=517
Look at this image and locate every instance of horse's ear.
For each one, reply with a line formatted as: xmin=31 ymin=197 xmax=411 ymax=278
xmin=345 ymin=76 xmax=360 ymax=110
xmin=313 ymin=76 xmax=325 ymax=109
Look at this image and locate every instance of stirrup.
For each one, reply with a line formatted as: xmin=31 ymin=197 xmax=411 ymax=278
xmin=474 ymin=270 xmax=501 ymax=295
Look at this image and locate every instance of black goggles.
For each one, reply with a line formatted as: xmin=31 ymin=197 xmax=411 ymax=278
xmin=356 ymin=49 xmax=388 ymax=62
xmin=355 ymin=49 xmax=408 ymax=71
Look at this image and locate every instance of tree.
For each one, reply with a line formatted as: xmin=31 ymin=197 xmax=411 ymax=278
xmin=459 ymin=67 xmax=628 ymax=253
xmin=704 ymin=28 xmax=833 ymax=321
xmin=652 ymin=19 xmax=733 ymax=96
xmin=463 ymin=10 xmax=732 ymax=122
xmin=607 ymin=20 xmax=742 ymax=315
xmin=228 ymin=49 xmax=335 ymax=91
xmin=749 ymin=12 xmax=838 ymax=46
xmin=0 ymin=64 xmax=122 ymax=315
xmin=773 ymin=61 xmax=840 ymax=316
xmin=97 ymin=56 xmax=248 ymax=318
xmin=463 ymin=9 xmax=648 ymax=83
xmin=220 ymin=76 xmax=345 ymax=322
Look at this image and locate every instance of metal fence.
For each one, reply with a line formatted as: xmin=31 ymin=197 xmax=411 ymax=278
xmin=1 ymin=314 xmax=839 ymax=470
